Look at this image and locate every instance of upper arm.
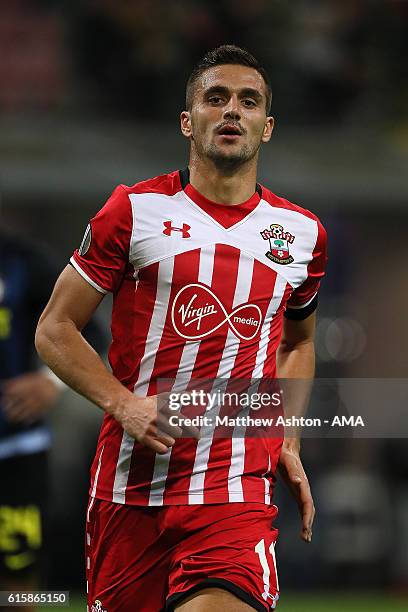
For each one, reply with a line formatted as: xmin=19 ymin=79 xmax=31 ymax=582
xmin=282 ymin=216 xmax=327 ymax=348
xmin=285 ymin=217 xmax=328 ymax=320
xmin=280 ymin=311 xmax=316 ymax=349
xmin=37 ymin=184 xmax=133 ymax=334
xmin=37 ymin=265 xmax=105 ymax=332
xmin=70 ymin=185 xmax=133 ymax=294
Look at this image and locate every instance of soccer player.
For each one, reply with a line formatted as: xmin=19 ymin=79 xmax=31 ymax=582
xmin=35 ymin=45 xmax=327 ymax=611
xmin=0 ymin=230 xmax=63 ymax=612
xmin=0 ymin=229 xmax=106 ymax=611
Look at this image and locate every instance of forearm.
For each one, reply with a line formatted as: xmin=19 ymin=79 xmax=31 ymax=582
xmin=35 ymin=319 xmax=131 ymax=417
xmin=276 ymin=339 xmax=315 ymax=448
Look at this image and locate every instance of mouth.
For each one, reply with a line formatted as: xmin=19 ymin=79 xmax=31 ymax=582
xmin=216 ymin=124 xmax=243 ymax=141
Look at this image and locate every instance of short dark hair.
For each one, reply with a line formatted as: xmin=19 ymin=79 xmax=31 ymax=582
xmin=186 ymin=44 xmax=272 ymax=113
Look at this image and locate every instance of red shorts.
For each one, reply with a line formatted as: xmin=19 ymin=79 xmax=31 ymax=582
xmin=86 ymin=499 xmax=279 ymax=612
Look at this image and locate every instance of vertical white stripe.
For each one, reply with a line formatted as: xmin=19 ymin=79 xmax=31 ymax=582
xmin=134 ymin=257 xmax=176 ymax=396
xmin=255 ymin=538 xmax=271 ymax=602
xmin=269 ymin=540 xmax=280 ymax=592
xmin=148 ymin=245 xmax=216 ymax=505
xmin=264 ymin=453 xmax=271 ymax=504
xmin=190 ymin=252 xmax=254 ymax=504
xmin=112 ymin=258 xmax=175 ymax=504
xmin=228 ymin=378 xmax=262 ymax=502
xmin=87 ymin=445 xmax=104 ymax=522
xmin=251 ymin=276 xmax=287 ymax=379
xmin=247 ymin=275 xmax=286 ymax=505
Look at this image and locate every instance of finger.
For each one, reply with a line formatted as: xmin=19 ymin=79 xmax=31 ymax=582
xmin=145 ymin=426 xmax=176 ymax=448
xmin=155 ymin=433 xmax=176 ymax=447
xmin=145 ymin=437 xmax=171 ymax=455
xmin=156 ymin=413 xmax=183 ymax=438
xmin=301 ymin=499 xmax=315 ymax=542
xmin=176 ymin=417 xmax=201 ymax=439
xmin=3 ymin=404 xmax=31 ymax=423
xmin=284 ymin=475 xmax=314 ymax=542
xmin=157 ymin=410 xmax=200 ymax=440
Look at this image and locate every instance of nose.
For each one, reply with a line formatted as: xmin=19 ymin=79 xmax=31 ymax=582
xmin=223 ymin=94 xmax=241 ymax=121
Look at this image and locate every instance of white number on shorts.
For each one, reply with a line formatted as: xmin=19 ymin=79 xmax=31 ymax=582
xmin=254 ymin=538 xmax=279 ymax=602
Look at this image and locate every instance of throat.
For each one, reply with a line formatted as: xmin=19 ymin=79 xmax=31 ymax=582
xmin=188 ymin=160 xmax=258 ymax=206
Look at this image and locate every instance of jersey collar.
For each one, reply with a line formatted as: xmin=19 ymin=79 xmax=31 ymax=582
xmin=179 ymin=168 xmax=262 ymax=230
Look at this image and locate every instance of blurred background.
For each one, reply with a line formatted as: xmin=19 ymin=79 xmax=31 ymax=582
xmin=1 ymin=0 xmax=407 ymax=610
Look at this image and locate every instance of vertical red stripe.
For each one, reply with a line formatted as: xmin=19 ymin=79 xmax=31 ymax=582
xmin=148 ymin=248 xmax=201 ymax=393
xmin=110 ymin=262 xmax=159 ymax=388
xmin=113 ymin=262 xmax=160 ymax=504
xmin=152 ymin=249 xmax=201 ymax=506
xmin=204 ymin=259 xmax=278 ymax=503
xmin=262 ymin=282 xmax=292 ymax=378
xmin=241 ymin=281 xmax=291 ymax=502
xmin=95 ymin=264 xmax=160 ymax=502
xmin=188 ymin=243 xmax=240 ymax=380
xmin=228 ymin=260 xmax=278 ymax=378
xmin=165 ymin=244 xmax=241 ymax=504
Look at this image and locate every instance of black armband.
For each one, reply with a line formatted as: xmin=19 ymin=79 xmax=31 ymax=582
xmin=284 ymin=294 xmax=318 ymax=321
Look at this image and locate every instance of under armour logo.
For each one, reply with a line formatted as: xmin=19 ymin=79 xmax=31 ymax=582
xmin=163 ymin=221 xmax=191 ymax=238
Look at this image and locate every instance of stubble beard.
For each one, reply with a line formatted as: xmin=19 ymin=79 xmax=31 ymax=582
xmin=192 ymin=131 xmax=260 ymax=173
xmin=206 ymin=141 xmax=259 ymax=172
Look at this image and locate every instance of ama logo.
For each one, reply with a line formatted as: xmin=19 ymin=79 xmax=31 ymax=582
xmin=171 ymin=283 xmax=262 ymax=341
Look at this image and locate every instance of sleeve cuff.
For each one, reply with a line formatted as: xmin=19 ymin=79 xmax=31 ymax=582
xmin=284 ymin=294 xmax=318 ymax=320
xmin=69 ymin=257 xmax=108 ymax=294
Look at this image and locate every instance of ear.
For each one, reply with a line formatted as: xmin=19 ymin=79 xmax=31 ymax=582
xmin=261 ymin=116 xmax=274 ymax=143
xmin=180 ymin=111 xmax=192 ymax=138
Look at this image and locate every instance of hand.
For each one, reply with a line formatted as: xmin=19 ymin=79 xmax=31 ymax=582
xmin=2 ymin=372 xmax=62 ymax=424
xmin=114 ymin=393 xmax=199 ymax=455
xmin=278 ymin=439 xmax=315 ymax=543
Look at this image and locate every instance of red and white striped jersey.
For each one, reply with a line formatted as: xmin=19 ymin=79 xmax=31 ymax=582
xmin=71 ymin=169 xmax=327 ymax=506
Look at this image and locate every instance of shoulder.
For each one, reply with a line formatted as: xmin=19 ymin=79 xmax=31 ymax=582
xmin=91 ymin=170 xmax=182 ymax=235
xmin=260 ymin=185 xmax=327 ymax=245
xmin=260 ymin=185 xmax=324 ymax=225
xmin=119 ymin=170 xmax=182 ymax=198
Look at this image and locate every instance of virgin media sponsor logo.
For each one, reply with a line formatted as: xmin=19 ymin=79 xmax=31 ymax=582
xmin=171 ymin=283 xmax=262 ymax=341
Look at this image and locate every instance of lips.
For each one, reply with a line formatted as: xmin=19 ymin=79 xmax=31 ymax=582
xmin=217 ymin=124 xmax=242 ymax=136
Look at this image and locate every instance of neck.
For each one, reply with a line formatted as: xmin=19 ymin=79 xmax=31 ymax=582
xmin=188 ymin=150 xmax=258 ymax=205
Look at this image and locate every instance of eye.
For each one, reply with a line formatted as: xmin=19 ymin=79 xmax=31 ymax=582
xmin=242 ymin=98 xmax=257 ymax=108
xmin=208 ymin=96 xmax=224 ymax=105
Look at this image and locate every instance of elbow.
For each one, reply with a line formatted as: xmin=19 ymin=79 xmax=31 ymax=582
xmin=279 ymin=338 xmax=315 ymax=354
xmin=35 ymin=315 xmax=56 ymax=364
xmin=35 ymin=320 xmax=48 ymax=361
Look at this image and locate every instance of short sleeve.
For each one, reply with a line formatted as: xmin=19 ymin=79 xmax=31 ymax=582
xmin=70 ymin=185 xmax=132 ymax=293
xmin=285 ymin=218 xmax=328 ymax=320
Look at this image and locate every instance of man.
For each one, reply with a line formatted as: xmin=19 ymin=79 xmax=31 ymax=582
xmin=0 ymin=229 xmax=106 ymax=611
xmin=36 ymin=45 xmax=327 ymax=611
xmin=0 ymin=230 xmax=65 ymax=612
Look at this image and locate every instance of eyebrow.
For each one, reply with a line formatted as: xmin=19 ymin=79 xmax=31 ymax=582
xmin=204 ymin=85 xmax=263 ymax=102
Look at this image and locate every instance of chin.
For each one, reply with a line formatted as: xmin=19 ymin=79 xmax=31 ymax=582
xmin=208 ymin=148 xmax=252 ymax=169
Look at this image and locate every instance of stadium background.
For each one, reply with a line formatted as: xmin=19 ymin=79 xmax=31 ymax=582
xmin=1 ymin=1 xmax=407 ymax=610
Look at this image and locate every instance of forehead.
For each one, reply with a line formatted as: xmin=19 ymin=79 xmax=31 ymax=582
xmin=196 ymin=64 xmax=267 ymax=99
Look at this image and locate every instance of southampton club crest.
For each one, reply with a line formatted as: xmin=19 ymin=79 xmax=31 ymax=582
xmin=260 ymin=223 xmax=295 ymax=265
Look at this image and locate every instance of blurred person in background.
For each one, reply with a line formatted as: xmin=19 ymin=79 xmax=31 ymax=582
xmin=36 ymin=45 xmax=327 ymax=612
xmin=0 ymin=228 xmax=64 ymax=611
xmin=0 ymin=226 xmax=105 ymax=611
